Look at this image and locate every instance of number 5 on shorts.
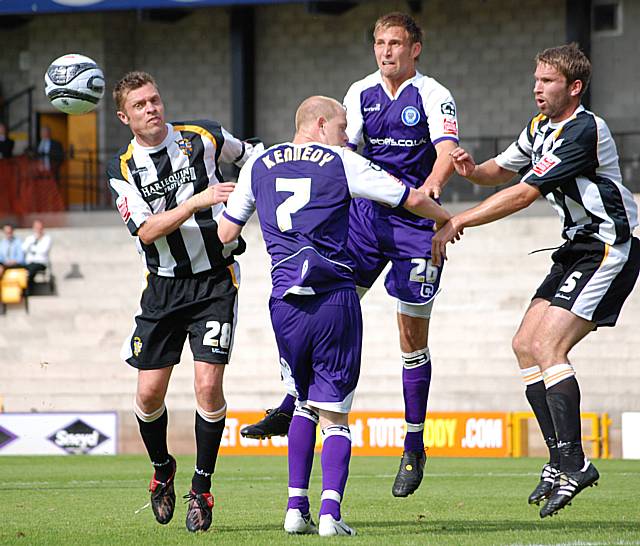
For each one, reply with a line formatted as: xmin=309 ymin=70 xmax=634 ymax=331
xmin=559 ymin=271 xmax=583 ymax=294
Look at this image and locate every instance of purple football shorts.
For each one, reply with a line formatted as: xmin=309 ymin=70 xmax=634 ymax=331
xmin=269 ymin=288 xmax=362 ymax=413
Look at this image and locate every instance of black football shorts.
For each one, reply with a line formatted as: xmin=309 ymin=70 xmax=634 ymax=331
xmin=122 ymin=263 xmax=240 ymax=369
xmin=533 ymin=237 xmax=640 ymax=327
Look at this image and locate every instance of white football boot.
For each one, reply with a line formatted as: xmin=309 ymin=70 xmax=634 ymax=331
xmin=318 ymin=514 xmax=356 ymax=536
xmin=283 ymin=508 xmax=317 ymax=534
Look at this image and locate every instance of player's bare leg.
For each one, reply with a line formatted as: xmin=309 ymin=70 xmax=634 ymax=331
xmin=135 ymin=367 xmax=176 ymax=524
xmin=513 ymin=299 xmax=562 ymax=504
xmin=184 ymin=362 xmax=226 ymax=532
xmin=392 ymin=310 xmax=431 ymax=497
xmin=526 ymin=306 xmax=598 ymax=517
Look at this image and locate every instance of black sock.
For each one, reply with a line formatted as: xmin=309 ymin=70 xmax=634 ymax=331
xmin=546 ymin=376 xmax=584 ymax=472
xmin=136 ymin=408 xmax=172 ymax=481
xmin=525 ymin=381 xmax=559 ymax=466
xmin=192 ymin=412 xmax=225 ymax=494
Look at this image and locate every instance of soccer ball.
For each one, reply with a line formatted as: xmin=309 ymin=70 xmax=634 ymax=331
xmin=44 ymin=54 xmax=105 ymax=115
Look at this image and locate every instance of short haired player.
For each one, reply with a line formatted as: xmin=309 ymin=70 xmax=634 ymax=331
xmin=219 ymin=96 xmax=451 ymax=536
xmin=432 ymin=44 xmax=640 ymax=517
xmin=108 ymin=71 xmax=261 ymax=532
xmin=241 ymin=12 xmax=460 ymax=499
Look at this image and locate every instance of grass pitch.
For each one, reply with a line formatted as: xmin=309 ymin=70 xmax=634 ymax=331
xmin=1 ymin=455 xmax=639 ymax=545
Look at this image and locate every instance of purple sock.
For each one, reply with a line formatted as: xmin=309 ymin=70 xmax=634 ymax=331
xmin=287 ymin=410 xmax=317 ymax=513
xmin=319 ymin=425 xmax=351 ymax=520
xmin=279 ymin=393 xmax=297 ymax=416
xmin=402 ymin=352 xmax=432 ymax=452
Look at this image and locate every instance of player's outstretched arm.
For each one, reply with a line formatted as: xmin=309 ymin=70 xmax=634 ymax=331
xmin=421 ymin=139 xmax=456 ymax=199
xmin=403 ymin=188 xmax=452 ymax=227
xmin=450 ymin=147 xmax=515 ymax=187
xmin=431 ymin=181 xmax=540 ymax=266
xmin=137 ymin=182 xmax=236 ymax=244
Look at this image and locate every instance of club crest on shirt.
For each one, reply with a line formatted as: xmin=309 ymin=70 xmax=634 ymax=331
xmin=401 ymin=106 xmax=420 ymax=126
xmin=176 ymin=138 xmax=193 ymax=157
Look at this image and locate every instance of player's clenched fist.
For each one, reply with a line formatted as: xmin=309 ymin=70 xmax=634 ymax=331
xmin=449 ymin=147 xmax=477 ymax=178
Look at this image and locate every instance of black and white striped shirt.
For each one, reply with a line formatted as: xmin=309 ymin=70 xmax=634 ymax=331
xmin=108 ymin=120 xmax=257 ymax=277
xmin=496 ymin=106 xmax=638 ymax=245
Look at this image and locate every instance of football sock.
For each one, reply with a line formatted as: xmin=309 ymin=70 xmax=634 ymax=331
xmin=279 ymin=393 xmax=297 ymax=416
xmin=543 ymin=364 xmax=584 ymax=473
xmin=134 ymin=402 xmax=172 ymax=481
xmin=192 ymin=403 xmax=226 ymax=494
xmin=319 ymin=424 xmax=351 ymax=520
xmin=402 ymin=348 xmax=431 ymax=452
xmin=521 ymin=366 xmax=559 ymax=466
xmin=287 ymin=407 xmax=319 ymax=513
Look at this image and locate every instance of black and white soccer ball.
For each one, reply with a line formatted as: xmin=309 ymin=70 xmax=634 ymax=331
xmin=44 ymin=54 xmax=105 ymax=115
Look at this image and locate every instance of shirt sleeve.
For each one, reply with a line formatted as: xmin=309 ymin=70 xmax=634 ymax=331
xmin=219 ymin=127 xmax=264 ymax=168
xmin=107 ymin=157 xmax=153 ymax=236
xmin=520 ymin=121 xmax=596 ymax=195
xmin=421 ymin=81 xmax=459 ymax=145
xmin=495 ymin=126 xmax=533 ymax=174
xmin=341 ymin=149 xmax=410 ymax=207
xmin=343 ymin=83 xmax=364 ymax=151
xmin=223 ymin=155 xmax=257 ymax=225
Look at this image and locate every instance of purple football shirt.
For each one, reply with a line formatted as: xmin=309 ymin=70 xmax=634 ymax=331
xmin=344 ymin=70 xmax=458 ymax=227
xmin=223 ymin=142 xmax=409 ymax=298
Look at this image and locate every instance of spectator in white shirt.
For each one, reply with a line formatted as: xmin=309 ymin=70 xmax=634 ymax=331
xmin=22 ymin=219 xmax=52 ymax=289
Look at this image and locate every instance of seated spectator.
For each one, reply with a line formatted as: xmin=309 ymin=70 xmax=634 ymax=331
xmin=0 ymin=122 xmax=14 ymax=158
xmin=22 ymin=219 xmax=52 ymax=290
xmin=0 ymin=223 xmax=25 ymax=277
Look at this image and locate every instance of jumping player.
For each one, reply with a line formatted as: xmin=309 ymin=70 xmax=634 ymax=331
xmin=241 ymin=12 xmax=459 ymax=499
xmin=107 ymin=71 xmax=260 ymax=532
xmin=219 ymin=96 xmax=451 ymax=535
xmin=432 ymin=44 xmax=640 ymax=517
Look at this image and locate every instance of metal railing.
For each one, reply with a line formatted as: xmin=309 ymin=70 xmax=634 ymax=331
xmin=1 ymin=86 xmax=35 ymax=150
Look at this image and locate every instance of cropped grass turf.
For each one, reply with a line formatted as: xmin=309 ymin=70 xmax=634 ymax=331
xmin=0 ymin=456 xmax=638 ymax=545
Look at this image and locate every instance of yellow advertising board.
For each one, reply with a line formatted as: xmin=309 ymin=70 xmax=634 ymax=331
xmin=220 ymin=411 xmax=510 ymax=457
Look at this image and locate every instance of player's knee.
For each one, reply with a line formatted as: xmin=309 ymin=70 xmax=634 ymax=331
xmin=528 ymin=336 xmax=560 ymax=365
xmin=512 ymin=332 xmax=533 ymax=361
xmin=194 ymin=375 xmax=224 ymax=406
xmin=134 ymin=396 xmax=165 ymax=419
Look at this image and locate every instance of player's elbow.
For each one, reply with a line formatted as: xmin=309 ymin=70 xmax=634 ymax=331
xmin=512 ymin=183 xmax=540 ymax=211
xmin=217 ymin=223 xmax=238 ymax=244
xmin=137 ymin=224 xmax=156 ymax=245
xmin=402 ymin=189 xmax=423 ymax=210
